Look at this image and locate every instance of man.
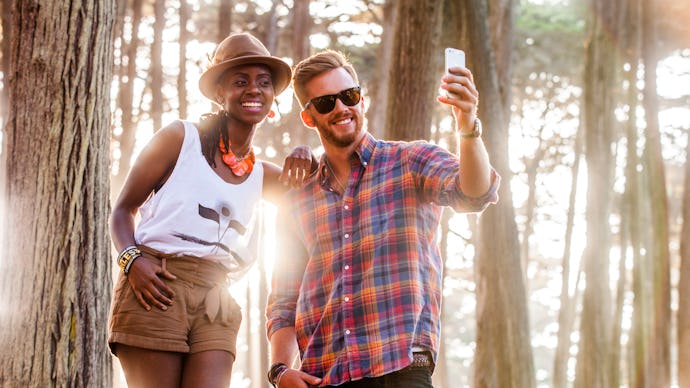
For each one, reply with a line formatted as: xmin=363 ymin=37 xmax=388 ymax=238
xmin=266 ymin=49 xmax=500 ymax=388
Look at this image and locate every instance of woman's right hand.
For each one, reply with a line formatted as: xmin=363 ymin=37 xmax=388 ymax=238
xmin=280 ymin=145 xmax=317 ymax=189
xmin=126 ymin=254 xmax=177 ymax=311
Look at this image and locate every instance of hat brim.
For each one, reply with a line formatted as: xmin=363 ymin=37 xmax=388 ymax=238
xmin=198 ymin=56 xmax=292 ymax=103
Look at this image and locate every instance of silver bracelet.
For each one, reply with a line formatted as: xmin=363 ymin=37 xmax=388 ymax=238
xmin=275 ymin=367 xmax=289 ymax=387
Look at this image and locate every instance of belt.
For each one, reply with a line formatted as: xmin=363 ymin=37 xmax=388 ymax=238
xmin=407 ymin=351 xmax=434 ymax=371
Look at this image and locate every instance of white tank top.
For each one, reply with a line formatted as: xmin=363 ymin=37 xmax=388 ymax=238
xmin=134 ymin=120 xmax=263 ymax=275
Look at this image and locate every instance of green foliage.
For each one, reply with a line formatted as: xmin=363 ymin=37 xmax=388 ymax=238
xmin=514 ymin=1 xmax=586 ymax=81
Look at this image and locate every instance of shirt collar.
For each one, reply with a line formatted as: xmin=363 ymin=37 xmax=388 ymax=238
xmin=317 ymin=132 xmax=376 ymax=189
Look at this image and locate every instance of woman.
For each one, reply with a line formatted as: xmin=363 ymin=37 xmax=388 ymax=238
xmin=108 ymin=33 xmax=311 ymax=388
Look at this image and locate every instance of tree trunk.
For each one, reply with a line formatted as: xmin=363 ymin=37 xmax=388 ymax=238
xmin=574 ymin=1 xmax=618 ymax=386
xmin=611 ymin=14 xmax=641 ymax=385
xmin=1 ymin=0 xmax=11 ymax=125
xmin=487 ymin=0 xmax=514 ymax=123
xmin=461 ymin=0 xmax=535 ymax=387
xmin=178 ymin=0 xmax=189 ymax=120
xmin=641 ymin=2 xmax=672 ymax=386
xmin=113 ymin=0 xmax=143 ymax=196
xmin=150 ymin=0 xmax=165 ymax=132
xmin=678 ymin=109 xmax=690 ymax=388
xmin=264 ymin=0 xmax=279 ymax=54
xmin=286 ymin=0 xmax=311 ymax=147
xmin=0 ymin=0 xmax=10 ymax=200
xmin=520 ymin=129 xmax=546 ymax=274
xmin=218 ymin=0 xmax=233 ymax=42
xmin=433 ymin=208 xmax=453 ymax=388
xmin=367 ymin=0 xmax=395 ymax=138
xmin=257 ymin=204 xmax=270 ymax=388
xmin=384 ymin=0 xmax=441 ymax=140
xmin=0 ymin=0 xmax=114 ymax=386
xmin=552 ymin=130 xmax=583 ymax=388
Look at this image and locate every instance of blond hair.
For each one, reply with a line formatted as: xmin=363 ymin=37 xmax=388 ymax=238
xmin=292 ymin=50 xmax=359 ymax=107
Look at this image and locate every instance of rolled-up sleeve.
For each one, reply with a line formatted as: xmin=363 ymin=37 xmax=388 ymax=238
xmin=409 ymin=142 xmax=501 ymax=213
xmin=449 ymin=167 xmax=501 ymax=213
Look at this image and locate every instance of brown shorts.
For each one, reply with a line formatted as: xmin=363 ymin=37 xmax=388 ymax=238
xmin=108 ymin=246 xmax=242 ymax=357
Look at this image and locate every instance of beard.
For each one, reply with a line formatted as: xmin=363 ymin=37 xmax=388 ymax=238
xmin=314 ymin=113 xmax=364 ymax=148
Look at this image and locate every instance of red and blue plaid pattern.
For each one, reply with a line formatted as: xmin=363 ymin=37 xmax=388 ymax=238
xmin=267 ymin=133 xmax=499 ymax=386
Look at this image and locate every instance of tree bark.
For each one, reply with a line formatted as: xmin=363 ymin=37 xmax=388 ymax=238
xmin=384 ymin=0 xmax=441 ymax=140
xmin=0 ymin=0 xmax=113 ymax=386
xmin=1 ymin=0 xmax=10 ymax=125
xmin=574 ymin=0 xmax=618 ymax=386
xmin=487 ymin=0 xmax=514 ymax=123
xmin=150 ymin=0 xmax=165 ymax=132
xmin=285 ymin=0 xmax=312 ymax=147
xmin=113 ymin=0 xmax=143 ymax=195
xmin=218 ymin=0 xmax=233 ymax=42
xmin=678 ymin=107 xmax=690 ymax=388
xmin=367 ymin=0 xmax=395 ymax=138
xmin=460 ymin=0 xmax=535 ymax=387
xmin=552 ymin=129 xmax=583 ymax=388
xmin=433 ymin=208 xmax=453 ymax=388
xmin=641 ymin=1 xmax=671 ymax=385
xmin=178 ymin=0 xmax=190 ymax=120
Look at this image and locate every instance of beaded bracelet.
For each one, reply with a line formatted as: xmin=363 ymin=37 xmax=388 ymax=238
xmin=117 ymin=245 xmax=142 ymax=275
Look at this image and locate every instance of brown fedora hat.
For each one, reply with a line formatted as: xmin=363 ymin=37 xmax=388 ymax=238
xmin=198 ymin=33 xmax=292 ymax=102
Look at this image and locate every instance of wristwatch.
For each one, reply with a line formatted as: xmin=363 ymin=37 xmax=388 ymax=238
xmin=459 ymin=118 xmax=482 ymax=138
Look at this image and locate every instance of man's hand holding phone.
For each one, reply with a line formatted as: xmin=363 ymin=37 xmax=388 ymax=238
xmin=439 ymin=48 xmax=479 ymax=135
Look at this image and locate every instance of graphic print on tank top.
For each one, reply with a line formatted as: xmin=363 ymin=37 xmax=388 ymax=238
xmin=172 ymin=202 xmax=253 ymax=273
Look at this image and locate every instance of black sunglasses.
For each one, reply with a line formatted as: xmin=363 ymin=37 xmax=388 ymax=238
xmin=304 ymin=86 xmax=361 ymax=114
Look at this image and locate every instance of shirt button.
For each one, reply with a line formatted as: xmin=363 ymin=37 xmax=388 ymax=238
xmin=344 ymin=265 xmax=350 ymax=270
xmin=345 ymin=329 xmax=351 ymax=335
xmin=344 ymin=296 xmax=350 ymax=302
xmin=344 ymin=204 xmax=350 ymax=210
xmin=344 ymin=233 xmax=350 ymax=239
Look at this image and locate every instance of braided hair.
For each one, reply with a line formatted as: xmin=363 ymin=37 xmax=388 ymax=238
xmin=197 ymin=110 xmax=231 ymax=168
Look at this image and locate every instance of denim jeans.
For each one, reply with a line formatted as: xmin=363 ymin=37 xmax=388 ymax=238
xmin=323 ymin=366 xmax=434 ymax=388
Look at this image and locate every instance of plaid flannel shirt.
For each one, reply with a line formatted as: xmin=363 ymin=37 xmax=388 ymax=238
xmin=267 ymin=133 xmax=499 ymax=386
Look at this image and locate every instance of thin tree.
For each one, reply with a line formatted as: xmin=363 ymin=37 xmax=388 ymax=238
xmin=113 ymin=0 xmax=143 ymax=195
xmin=641 ymin=1 xmax=672 ymax=385
xmin=285 ymin=0 xmax=312 ymax=148
xmin=0 ymin=0 xmax=10 ymax=125
xmin=150 ymin=0 xmax=165 ymax=132
xmin=678 ymin=120 xmax=690 ymax=388
xmin=574 ymin=0 xmax=619 ymax=386
xmin=367 ymin=0 xmax=395 ymax=138
xmin=0 ymin=0 xmax=10 ymax=199
xmin=552 ymin=131 xmax=584 ymax=388
xmin=218 ymin=0 xmax=232 ymax=42
xmin=0 ymin=0 xmax=114 ymax=386
xmin=178 ymin=0 xmax=190 ymax=120
xmin=460 ymin=0 xmax=535 ymax=386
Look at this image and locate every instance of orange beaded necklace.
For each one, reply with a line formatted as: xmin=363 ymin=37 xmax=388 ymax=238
xmin=218 ymin=136 xmax=255 ymax=176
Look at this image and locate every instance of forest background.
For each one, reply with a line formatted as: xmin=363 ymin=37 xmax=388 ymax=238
xmin=0 ymin=0 xmax=689 ymax=387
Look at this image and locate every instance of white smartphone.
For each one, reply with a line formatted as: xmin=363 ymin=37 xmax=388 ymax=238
xmin=444 ymin=48 xmax=465 ymax=97
xmin=445 ymin=47 xmax=465 ymax=75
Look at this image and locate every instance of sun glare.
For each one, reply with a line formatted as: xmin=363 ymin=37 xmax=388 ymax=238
xmin=658 ymin=51 xmax=690 ymax=99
